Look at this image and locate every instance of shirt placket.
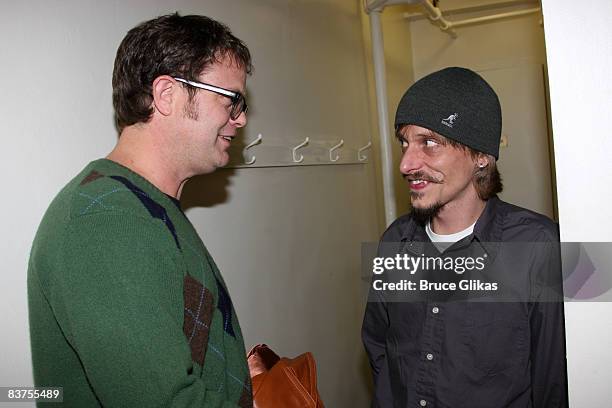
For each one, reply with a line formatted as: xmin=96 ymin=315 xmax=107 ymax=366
xmin=404 ymin=240 xmax=440 ymax=408
xmin=414 ymin=296 xmax=443 ymax=408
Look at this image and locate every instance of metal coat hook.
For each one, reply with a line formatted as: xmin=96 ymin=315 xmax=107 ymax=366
xmin=329 ymin=139 xmax=344 ymax=162
xmin=358 ymin=141 xmax=372 ymax=161
xmin=243 ymin=133 xmax=262 ymax=165
xmin=292 ymin=137 xmax=309 ymax=163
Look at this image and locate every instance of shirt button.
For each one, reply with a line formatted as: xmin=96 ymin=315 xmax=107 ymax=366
xmin=426 ymin=353 xmax=434 ymax=361
xmin=420 ymin=400 xmax=427 ymax=407
xmin=432 ymin=306 xmax=439 ymax=314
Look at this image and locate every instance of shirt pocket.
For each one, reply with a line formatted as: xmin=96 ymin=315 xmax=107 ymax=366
xmin=461 ymin=302 xmax=528 ymax=377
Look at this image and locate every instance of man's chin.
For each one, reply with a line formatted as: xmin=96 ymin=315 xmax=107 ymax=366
xmin=410 ymin=201 xmax=443 ymax=225
xmin=215 ymin=152 xmax=230 ymax=168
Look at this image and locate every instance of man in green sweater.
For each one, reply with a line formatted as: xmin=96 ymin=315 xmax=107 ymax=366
xmin=28 ymin=13 xmax=253 ymax=407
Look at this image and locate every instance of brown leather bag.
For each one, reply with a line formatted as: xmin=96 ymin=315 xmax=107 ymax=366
xmin=247 ymin=344 xmax=325 ymax=408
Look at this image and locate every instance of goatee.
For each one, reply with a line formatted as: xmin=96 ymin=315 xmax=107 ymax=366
xmin=411 ymin=201 xmax=443 ymax=225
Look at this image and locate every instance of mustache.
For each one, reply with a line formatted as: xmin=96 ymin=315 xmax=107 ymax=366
xmin=403 ymin=171 xmax=441 ymax=183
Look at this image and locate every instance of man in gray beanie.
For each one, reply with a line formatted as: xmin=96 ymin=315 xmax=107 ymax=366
xmin=362 ymin=67 xmax=567 ymax=407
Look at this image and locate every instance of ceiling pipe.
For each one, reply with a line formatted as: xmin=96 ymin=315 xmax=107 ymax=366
xmin=451 ymin=7 xmax=541 ymax=28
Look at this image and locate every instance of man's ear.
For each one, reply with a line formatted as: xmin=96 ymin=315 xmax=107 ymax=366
xmin=151 ymin=75 xmax=177 ymax=117
xmin=476 ymin=153 xmax=489 ymax=169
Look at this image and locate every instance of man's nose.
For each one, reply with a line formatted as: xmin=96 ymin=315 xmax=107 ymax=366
xmin=399 ymin=145 xmax=424 ymax=175
xmin=231 ymin=110 xmax=247 ymax=128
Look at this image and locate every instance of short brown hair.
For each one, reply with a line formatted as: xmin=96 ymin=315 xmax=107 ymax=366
xmin=112 ymin=13 xmax=252 ymax=132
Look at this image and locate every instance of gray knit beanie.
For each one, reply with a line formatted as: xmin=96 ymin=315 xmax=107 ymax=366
xmin=394 ymin=67 xmax=502 ymax=159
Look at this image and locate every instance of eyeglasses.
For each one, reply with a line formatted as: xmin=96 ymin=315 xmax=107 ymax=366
xmin=173 ymin=77 xmax=247 ymax=120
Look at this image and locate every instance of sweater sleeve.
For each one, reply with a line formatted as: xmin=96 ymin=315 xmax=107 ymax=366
xmin=51 ymin=212 xmax=242 ymax=407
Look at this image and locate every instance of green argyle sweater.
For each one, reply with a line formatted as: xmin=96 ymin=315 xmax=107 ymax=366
xmin=28 ymin=159 xmax=252 ymax=407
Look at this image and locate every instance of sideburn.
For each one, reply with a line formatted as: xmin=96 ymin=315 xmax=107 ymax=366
xmin=183 ymin=96 xmax=199 ymax=120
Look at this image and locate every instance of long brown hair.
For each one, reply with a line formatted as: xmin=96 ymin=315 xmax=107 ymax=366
xmin=446 ymin=137 xmax=503 ymax=200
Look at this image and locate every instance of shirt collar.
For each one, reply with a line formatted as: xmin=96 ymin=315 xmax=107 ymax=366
xmin=398 ymin=196 xmax=504 ymax=257
xmin=472 ymin=196 xmax=503 ymax=242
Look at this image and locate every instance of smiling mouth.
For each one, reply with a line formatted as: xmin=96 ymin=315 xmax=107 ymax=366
xmin=409 ymin=179 xmax=429 ymax=190
xmin=220 ymin=135 xmax=235 ymax=143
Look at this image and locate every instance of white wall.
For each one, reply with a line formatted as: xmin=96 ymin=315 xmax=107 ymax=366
xmin=541 ymin=0 xmax=612 ymax=405
xmin=1 ymin=1 xmax=381 ymax=406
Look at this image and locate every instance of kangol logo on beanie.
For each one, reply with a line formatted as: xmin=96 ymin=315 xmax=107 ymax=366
xmin=441 ymin=113 xmax=459 ymax=128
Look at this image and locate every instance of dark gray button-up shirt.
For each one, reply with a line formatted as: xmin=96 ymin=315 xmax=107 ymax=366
xmin=362 ymin=197 xmax=568 ymax=408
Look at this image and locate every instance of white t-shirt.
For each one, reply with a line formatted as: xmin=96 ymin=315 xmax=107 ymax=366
xmin=426 ymin=220 xmax=476 ymax=252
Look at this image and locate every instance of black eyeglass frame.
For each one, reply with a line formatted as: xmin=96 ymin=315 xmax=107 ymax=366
xmin=173 ymin=77 xmax=247 ymax=120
